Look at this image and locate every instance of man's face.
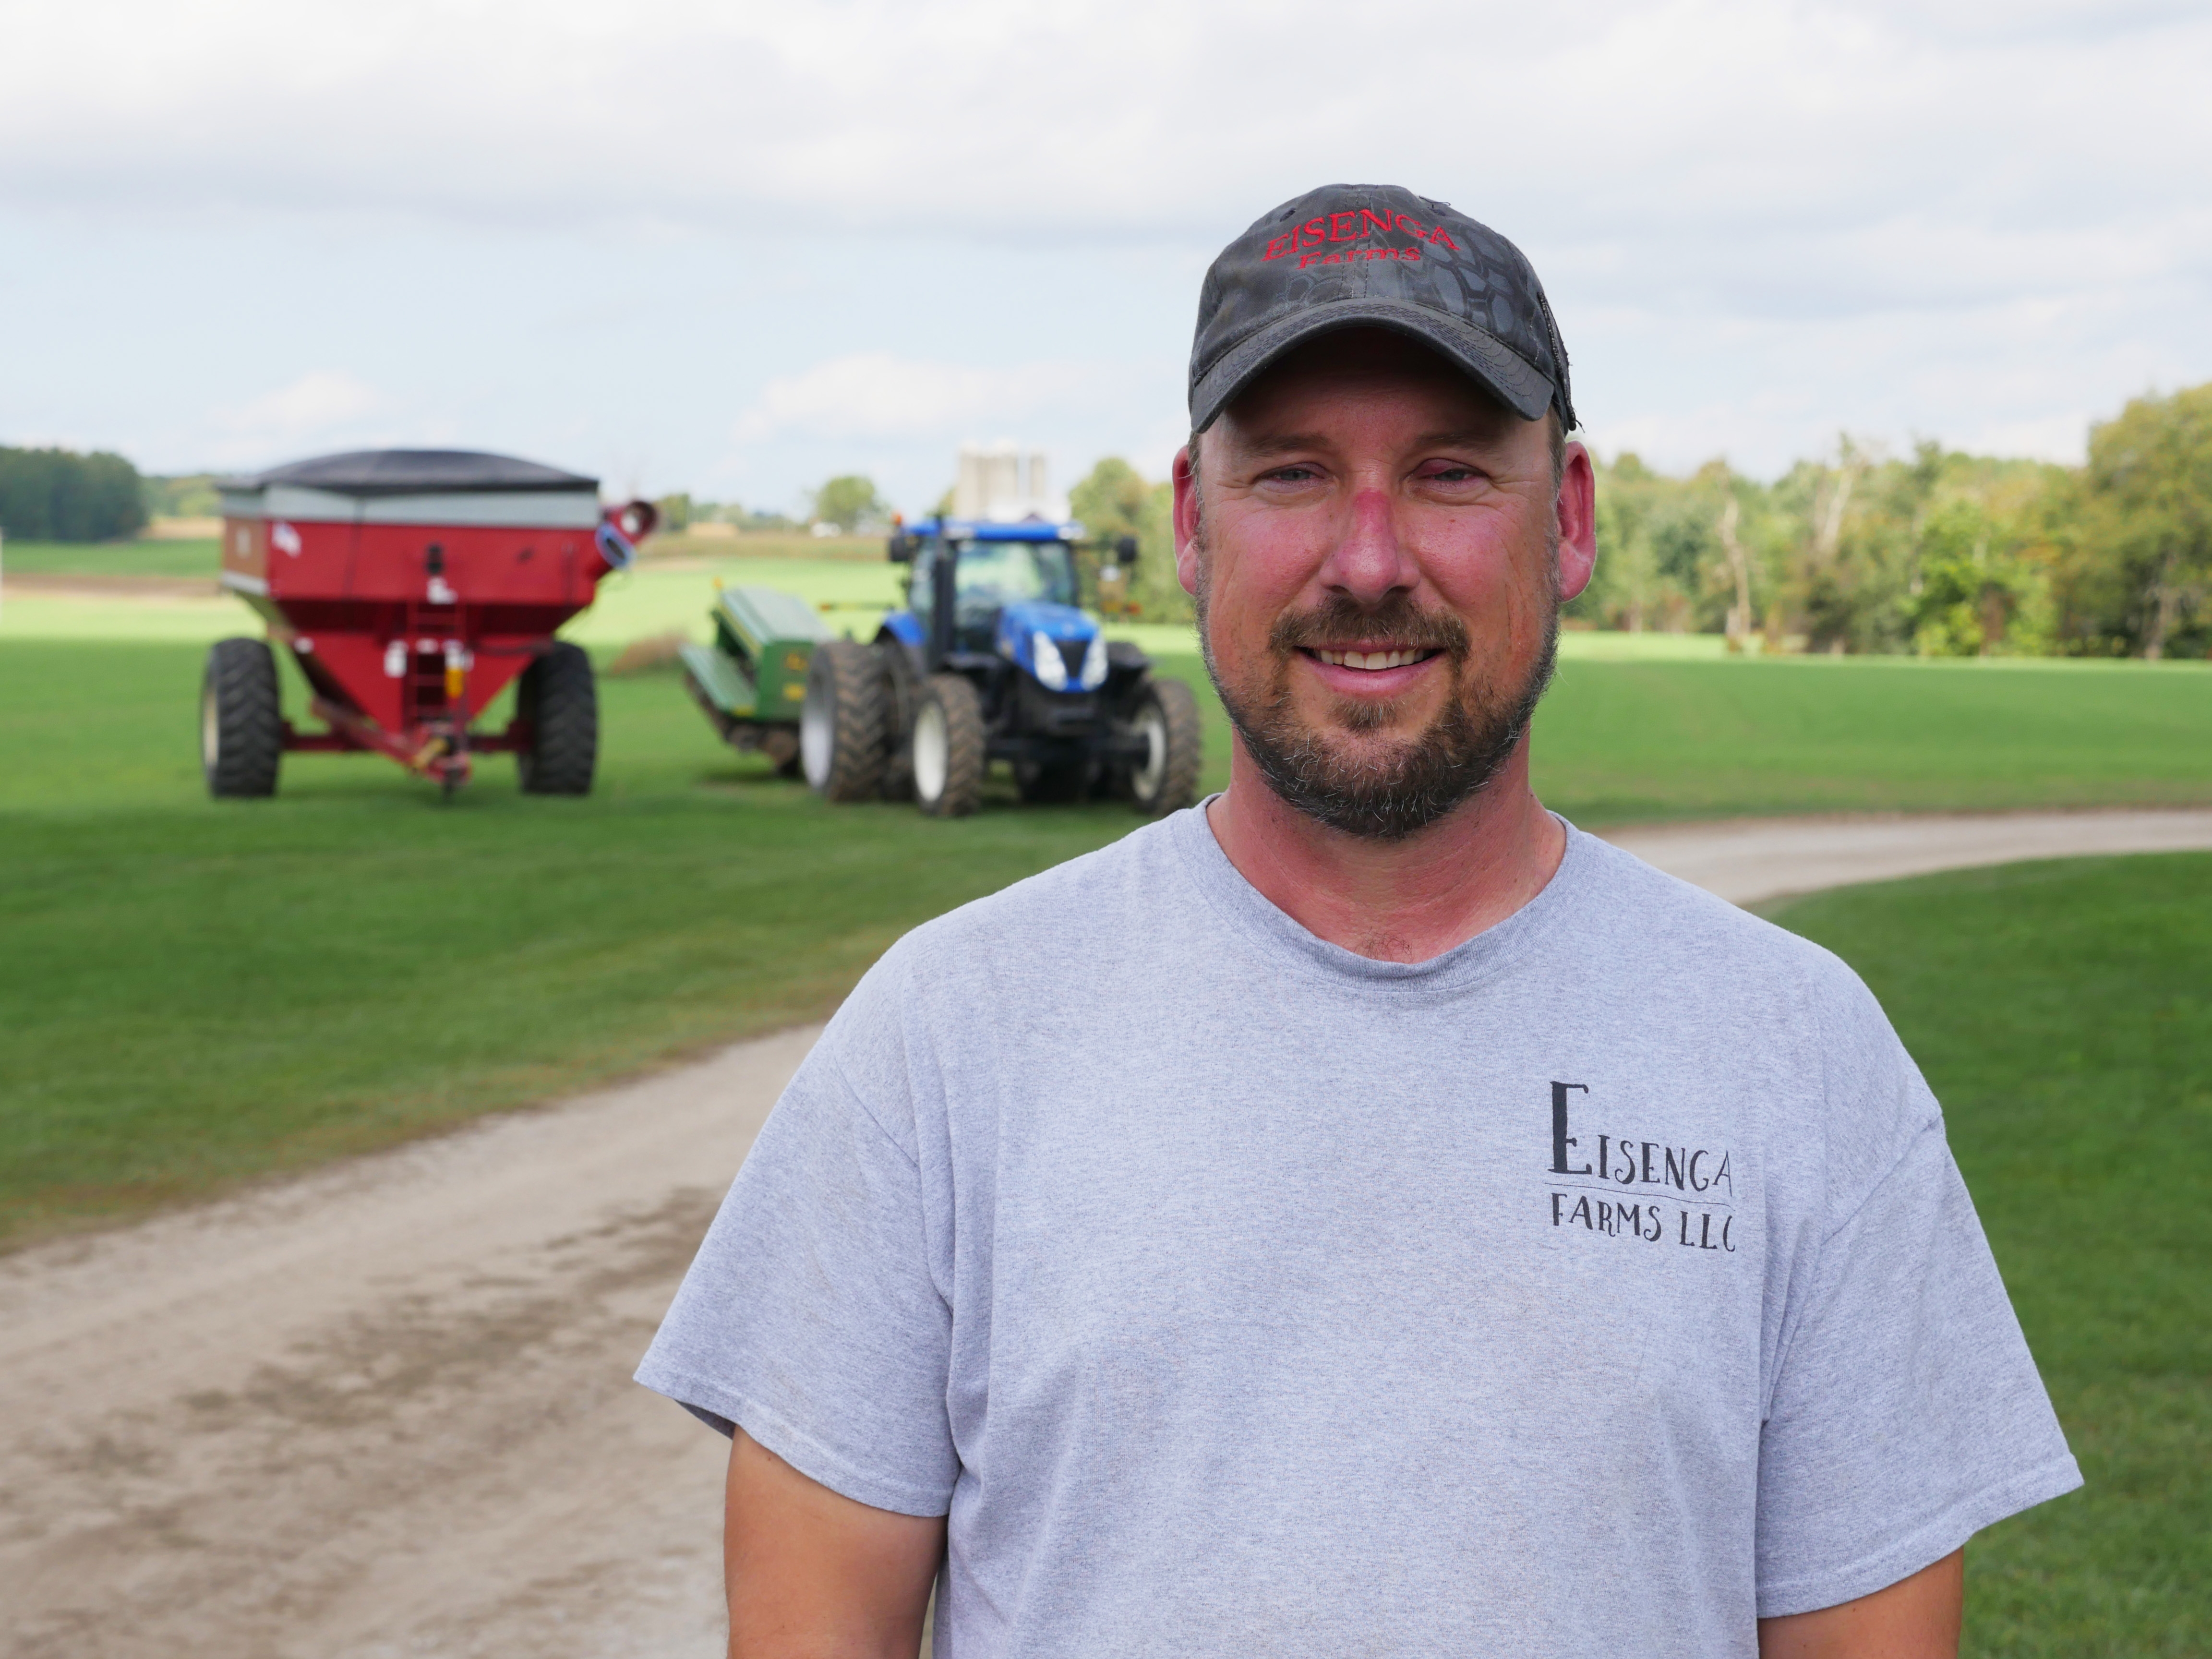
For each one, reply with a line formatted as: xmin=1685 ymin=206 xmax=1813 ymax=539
xmin=1175 ymin=328 xmax=1596 ymax=840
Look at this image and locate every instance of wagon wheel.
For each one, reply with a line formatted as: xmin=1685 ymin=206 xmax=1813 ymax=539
xmin=202 ymin=637 xmax=284 ymax=798
xmin=914 ymin=674 xmax=986 ymax=818
xmin=801 ymin=640 xmax=889 ymax=802
xmin=517 ymin=642 xmax=598 ymax=795
xmin=1128 ymin=676 xmax=1202 ymax=817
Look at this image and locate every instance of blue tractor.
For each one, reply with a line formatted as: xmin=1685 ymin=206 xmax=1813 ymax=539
xmin=800 ymin=517 xmax=1203 ymax=817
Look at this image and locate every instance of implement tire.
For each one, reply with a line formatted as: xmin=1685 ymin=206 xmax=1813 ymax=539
xmin=802 ymin=639 xmax=889 ymax=802
xmin=1129 ymin=675 xmax=1202 ymax=817
xmin=517 ymin=642 xmax=598 ymax=795
xmin=913 ymin=673 xmax=986 ymax=818
xmin=202 ymin=637 xmax=283 ymax=798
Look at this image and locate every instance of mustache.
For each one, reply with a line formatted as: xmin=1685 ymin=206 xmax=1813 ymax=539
xmin=1266 ymin=593 xmax=1471 ymax=660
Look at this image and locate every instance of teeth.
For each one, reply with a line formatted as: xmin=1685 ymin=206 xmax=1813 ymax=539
xmin=1316 ymin=649 xmax=1427 ymax=670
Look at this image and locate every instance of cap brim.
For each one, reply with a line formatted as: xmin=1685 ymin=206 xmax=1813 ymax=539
xmin=1190 ymin=300 xmax=1554 ymax=433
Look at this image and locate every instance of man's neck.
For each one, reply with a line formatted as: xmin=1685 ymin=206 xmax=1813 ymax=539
xmin=1204 ymin=739 xmax=1566 ymax=963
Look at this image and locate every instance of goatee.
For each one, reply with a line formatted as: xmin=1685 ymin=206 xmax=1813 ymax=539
xmin=1198 ymin=565 xmax=1560 ymax=842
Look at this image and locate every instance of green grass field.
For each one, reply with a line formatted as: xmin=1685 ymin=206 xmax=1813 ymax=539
xmin=1538 ymin=651 xmax=2212 ymax=819
xmin=1770 ymin=857 xmax=2210 ymax=1657
xmin=3 ymin=536 xmax=224 ymax=577
xmin=5 ymin=629 xmax=2212 ymax=1249
xmin=0 ymin=640 xmax=1204 ymax=1243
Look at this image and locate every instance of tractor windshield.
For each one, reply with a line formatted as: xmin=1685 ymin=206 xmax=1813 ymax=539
xmin=949 ymin=538 xmax=1078 ymax=609
xmin=909 ymin=536 xmax=1081 ymax=649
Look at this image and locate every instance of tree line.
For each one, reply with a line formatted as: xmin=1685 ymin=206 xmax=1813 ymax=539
xmin=1065 ymin=378 xmax=2212 ymax=660
xmin=1579 ymin=382 xmax=2212 ymax=661
xmin=21 ymin=372 xmax=2206 ymax=659
xmin=0 ymin=446 xmax=147 ymax=543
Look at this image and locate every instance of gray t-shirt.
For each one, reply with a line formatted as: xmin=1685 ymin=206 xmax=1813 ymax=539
xmin=639 ymin=808 xmax=2080 ymax=1657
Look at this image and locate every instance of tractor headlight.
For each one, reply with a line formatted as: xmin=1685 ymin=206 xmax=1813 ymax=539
xmin=1079 ymin=633 xmax=1108 ymax=690
xmin=1031 ymin=629 xmax=1069 ymax=690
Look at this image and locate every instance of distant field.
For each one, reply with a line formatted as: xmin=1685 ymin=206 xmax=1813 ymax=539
xmin=2 ymin=537 xmax=220 ymax=577
xmin=0 ymin=528 xmax=882 ymax=580
xmin=1772 ymin=856 xmax=2211 ymax=1657
xmin=1537 ymin=652 xmax=2212 ymax=820
xmin=640 ymin=529 xmax=886 ymax=562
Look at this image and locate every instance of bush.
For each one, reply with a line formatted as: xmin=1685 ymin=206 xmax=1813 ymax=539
xmin=1070 ymin=457 xmax=1190 ymax=625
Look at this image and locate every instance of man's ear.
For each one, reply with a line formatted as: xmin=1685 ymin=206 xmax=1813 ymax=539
xmin=1171 ymin=445 xmax=1201 ymax=599
xmin=1554 ymin=441 xmax=1597 ymax=603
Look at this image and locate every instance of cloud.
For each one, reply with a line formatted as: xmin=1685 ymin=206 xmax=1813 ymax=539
xmin=7 ymin=0 xmax=2208 ymax=269
xmin=731 ymin=354 xmax=1102 ymax=445
xmin=205 ymin=371 xmax=383 ymax=464
xmin=216 ymin=371 xmax=379 ymax=437
xmin=4 ymin=0 xmax=2209 ymax=488
xmin=1965 ymin=413 xmax=2092 ymax=465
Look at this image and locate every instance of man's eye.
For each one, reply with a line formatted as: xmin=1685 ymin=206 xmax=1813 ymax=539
xmin=1427 ymin=465 xmax=1480 ymax=483
xmin=1266 ymin=466 xmax=1320 ymax=483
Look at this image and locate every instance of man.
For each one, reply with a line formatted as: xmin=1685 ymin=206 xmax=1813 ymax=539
xmin=639 ymin=184 xmax=2080 ymax=1658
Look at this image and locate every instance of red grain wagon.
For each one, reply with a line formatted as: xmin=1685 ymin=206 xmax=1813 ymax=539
xmin=205 ymin=449 xmax=656 ymax=798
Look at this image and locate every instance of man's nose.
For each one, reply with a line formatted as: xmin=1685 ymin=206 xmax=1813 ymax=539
xmin=1319 ymin=488 xmax=1417 ymax=607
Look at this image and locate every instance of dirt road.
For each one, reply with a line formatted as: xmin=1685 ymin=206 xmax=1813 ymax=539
xmin=6 ymin=809 xmax=2210 ymax=1657
xmin=1602 ymin=805 xmax=2212 ymax=903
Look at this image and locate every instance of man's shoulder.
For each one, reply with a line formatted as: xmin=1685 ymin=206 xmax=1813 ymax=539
xmin=1566 ymin=826 xmax=1871 ymax=1008
xmin=888 ymin=809 xmax=1193 ymax=978
xmin=1564 ymin=830 xmax=1938 ymax=1219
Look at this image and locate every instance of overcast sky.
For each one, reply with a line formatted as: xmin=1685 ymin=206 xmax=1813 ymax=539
xmin=4 ymin=0 xmax=2209 ymax=514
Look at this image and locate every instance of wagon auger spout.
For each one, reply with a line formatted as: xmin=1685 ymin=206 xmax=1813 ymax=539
xmin=201 ymin=450 xmax=653 ymax=800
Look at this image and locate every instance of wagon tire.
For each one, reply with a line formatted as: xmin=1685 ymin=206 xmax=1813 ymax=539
xmin=1129 ymin=675 xmax=1202 ymax=817
xmin=801 ymin=640 xmax=889 ymax=802
xmin=517 ymin=642 xmax=598 ymax=795
xmin=913 ymin=674 xmax=986 ymax=818
xmin=202 ymin=637 xmax=283 ymax=798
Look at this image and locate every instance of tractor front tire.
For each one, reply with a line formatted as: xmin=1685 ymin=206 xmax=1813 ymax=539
xmin=802 ymin=640 xmax=889 ymax=802
xmin=517 ymin=642 xmax=598 ymax=795
xmin=914 ymin=674 xmax=986 ymax=818
xmin=1129 ymin=676 xmax=1202 ymax=817
xmin=202 ymin=637 xmax=283 ymax=798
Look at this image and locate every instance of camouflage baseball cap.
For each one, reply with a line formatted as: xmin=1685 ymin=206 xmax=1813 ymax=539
xmin=1189 ymin=184 xmax=1575 ymax=436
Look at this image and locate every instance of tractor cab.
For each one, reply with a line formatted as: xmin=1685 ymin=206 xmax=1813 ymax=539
xmin=905 ymin=527 xmax=1078 ymax=635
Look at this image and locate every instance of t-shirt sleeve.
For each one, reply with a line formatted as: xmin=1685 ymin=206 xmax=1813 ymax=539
xmin=1755 ymin=974 xmax=2082 ymax=1617
xmin=633 ymin=972 xmax=957 ymax=1518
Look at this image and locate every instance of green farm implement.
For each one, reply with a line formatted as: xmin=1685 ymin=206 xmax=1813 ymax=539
xmin=679 ymin=583 xmax=833 ymax=776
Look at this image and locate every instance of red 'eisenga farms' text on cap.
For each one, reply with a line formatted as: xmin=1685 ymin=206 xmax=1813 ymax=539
xmin=1189 ymin=183 xmax=1575 ymax=436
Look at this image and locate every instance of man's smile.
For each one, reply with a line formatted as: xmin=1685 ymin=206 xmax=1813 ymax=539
xmin=1305 ymin=646 xmax=1441 ymax=671
xmin=1295 ymin=643 xmax=1447 ymax=697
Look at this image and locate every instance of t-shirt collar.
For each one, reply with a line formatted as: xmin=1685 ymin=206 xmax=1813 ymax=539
xmin=1166 ymin=794 xmax=1595 ymax=994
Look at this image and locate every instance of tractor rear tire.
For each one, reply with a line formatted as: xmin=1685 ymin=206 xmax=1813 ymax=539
xmin=202 ymin=637 xmax=283 ymax=798
xmin=914 ymin=674 xmax=986 ymax=818
xmin=802 ymin=639 xmax=889 ymax=802
xmin=1129 ymin=676 xmax=1202 ymax=817
xmin=517 ymin=642 xmax=598 ymax=795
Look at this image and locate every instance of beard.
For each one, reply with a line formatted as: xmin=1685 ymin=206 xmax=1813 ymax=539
xmin=1196 ymin=543 xmax=1561 ymax=842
